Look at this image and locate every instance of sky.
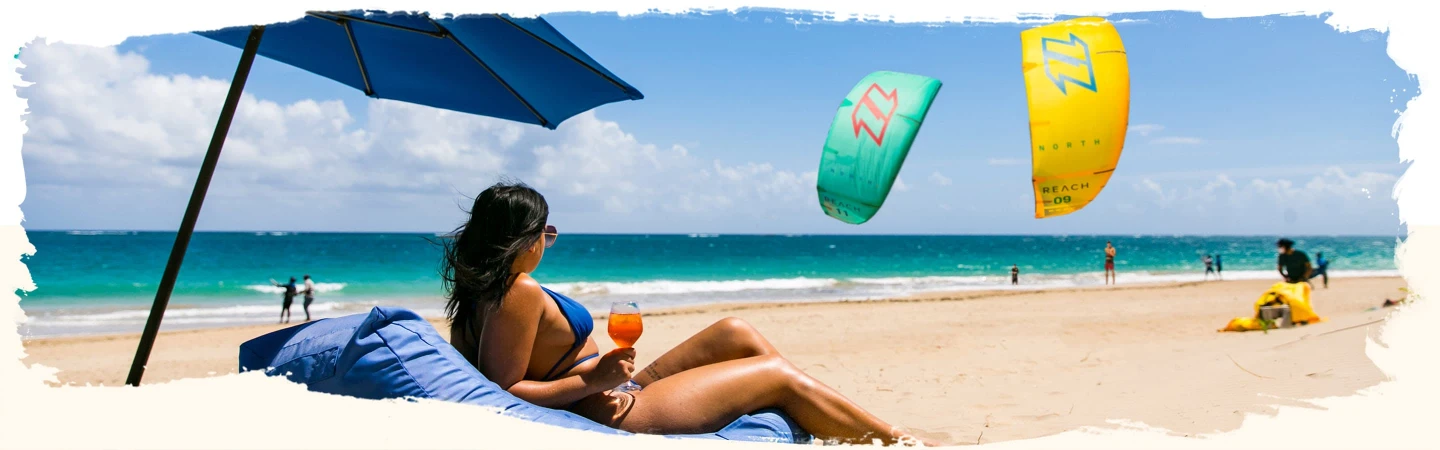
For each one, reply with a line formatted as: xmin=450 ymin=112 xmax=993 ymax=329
xmin=15 ymin=10 xmax=1417 ymax=235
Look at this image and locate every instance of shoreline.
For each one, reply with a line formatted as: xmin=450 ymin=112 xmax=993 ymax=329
xmin=34 ymin=229 xmax=1409 ymax=236
xmin=19 ymin=275 xmax=1402 ymax=342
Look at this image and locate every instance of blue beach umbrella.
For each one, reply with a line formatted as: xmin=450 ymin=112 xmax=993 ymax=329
xmin=126 ymin=10 xmax=645 ymax=386
xmin=199 ymin=11 xmax=643 ymax=128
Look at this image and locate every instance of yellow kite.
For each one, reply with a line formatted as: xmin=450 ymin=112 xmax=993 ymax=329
xmin=1220 ymin=281 xmax=1326 ymax=332
xmin=1021 ymin=17 xmax=1131 ymax=219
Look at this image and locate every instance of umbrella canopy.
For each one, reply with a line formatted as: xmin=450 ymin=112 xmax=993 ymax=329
xmin=197 ymin=10 xmax=644 ymax=129
xmin=125 ymin=11 xmax=644 ymax=386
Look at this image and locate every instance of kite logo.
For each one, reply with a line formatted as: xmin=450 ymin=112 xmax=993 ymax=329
xmin=1040 ymin=33 xmax=1098 ymax=95
xmin=851 ymin=83 xmax=898 ymax=146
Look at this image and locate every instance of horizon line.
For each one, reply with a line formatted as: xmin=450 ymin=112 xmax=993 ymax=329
xmin=27 ymin=229 xmax=1406 ymax=238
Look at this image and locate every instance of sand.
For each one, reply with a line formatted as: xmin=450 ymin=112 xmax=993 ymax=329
xmin=18 ymin=277 xmax=1406 ymax=446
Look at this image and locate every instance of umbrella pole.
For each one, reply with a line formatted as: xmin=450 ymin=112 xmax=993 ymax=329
xmin=125 ymin=25 xmax=266 ymax=387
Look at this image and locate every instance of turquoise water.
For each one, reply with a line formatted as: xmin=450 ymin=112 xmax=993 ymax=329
xmin=16 ymin=231 xmax=1400 ymax=337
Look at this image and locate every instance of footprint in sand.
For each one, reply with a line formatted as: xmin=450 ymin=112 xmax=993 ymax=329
xmin=978 ymin=402 xmax=1020 ymax=410
xmin=901 ymin=428 xmax=955 ymax=446
xmin=1015 ymin=412 xmax=1064 ymax=422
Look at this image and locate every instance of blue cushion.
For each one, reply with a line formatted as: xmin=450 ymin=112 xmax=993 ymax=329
xmin=239 ymin=306 xmax=809 ymax=444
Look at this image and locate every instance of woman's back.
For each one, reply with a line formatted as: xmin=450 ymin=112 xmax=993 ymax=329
xmin=452 ymin=274 xmax=600 ymax=383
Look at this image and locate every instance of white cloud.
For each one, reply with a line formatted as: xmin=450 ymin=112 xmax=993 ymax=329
xmin=1243 ymin=167 xmax=1398 ymax=206
xmin=526 ymin=114 xmax=816 ymax=215
xmin=1125 ymin=124 xmax=1203 ymax=146
xmin=1136 ymin=177 xmax=1176 ymax=207
xmin=18 ymin=40 xmax=500 ymax=195
xmin=1127 ymin=123 xmax=1164 ymax=137
xmin=892 ymin=177 xmax=910 ymax=192
xmin=1150 ymin=136 xmax=1204 ymax=145
xmin=928 ymin=171 xmax=952 ymax=186
xmin=1201 ymin=174 xmax=1238 ymax=194
xmin=1132 ymin=167 xmax=1398 ymax=214
xmin=18 ymin=40 xmax=814 ymax=230
xmin=987 ymin=158 xmax=1025 ymax=166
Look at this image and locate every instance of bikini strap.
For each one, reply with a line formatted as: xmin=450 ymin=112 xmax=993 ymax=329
xmin=540 ymin=287 xmax=586 ymax=381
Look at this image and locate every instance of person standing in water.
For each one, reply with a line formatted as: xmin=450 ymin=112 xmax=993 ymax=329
xmin=301 ymin=274 xmax=316 ymax=321
xmin=1202 ymin=254 xmax=1214 ymax=280
xmin=1214 ymin=254 xmax=1223 ymax=280
xmin=1276 ymin=239 xmax=1313 ymax=284
xmin=1309 ymin=252 xmax=1330 ymax=288
xmin=1104 ymin=241 xmax=1117 ymax=285
xmin=271 ymin=277 xmax=298 ymax=324
xmin=1011 ymin=264 xmax=1020 ymax=285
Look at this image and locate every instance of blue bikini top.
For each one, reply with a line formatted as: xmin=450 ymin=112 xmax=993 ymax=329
xmin=539 ymin=286 xmax=597 ymax=381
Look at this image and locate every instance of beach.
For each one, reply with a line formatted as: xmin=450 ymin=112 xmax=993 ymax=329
xmin=18 ymin=232 xmax=1400 ymax=338
xmin=20 ymin=276 xmax=1405 ymax=446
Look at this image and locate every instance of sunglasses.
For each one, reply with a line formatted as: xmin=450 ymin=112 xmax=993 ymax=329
xmin=543 ymin=225 xmax=558 ymax=248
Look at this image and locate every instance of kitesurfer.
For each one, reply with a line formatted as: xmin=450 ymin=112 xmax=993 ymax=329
xmin=1104 ymin=241 xmax=1117 ymax=285
xmin=1276 ymin=239 xmax=1313 ymax=284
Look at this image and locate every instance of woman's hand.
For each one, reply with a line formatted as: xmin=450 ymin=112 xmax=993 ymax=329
xmin=582 ymin=348 xmax=636 ymax=392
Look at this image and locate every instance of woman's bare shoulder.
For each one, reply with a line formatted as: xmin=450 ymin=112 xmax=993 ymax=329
xmin=511 ymin=273 xmax=543 ymax=293
xmin=501 ymin=273 xmax=547 ymax=311
xmin=482 ymin=274 xmax=548 ymax=333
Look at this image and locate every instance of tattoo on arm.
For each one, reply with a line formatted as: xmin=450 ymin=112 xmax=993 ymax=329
xmin=644 ymin=364 xmax=663 ymax=381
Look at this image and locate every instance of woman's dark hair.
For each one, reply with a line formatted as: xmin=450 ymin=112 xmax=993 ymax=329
xmin=438 ymin=180 xmax=550 ymax=347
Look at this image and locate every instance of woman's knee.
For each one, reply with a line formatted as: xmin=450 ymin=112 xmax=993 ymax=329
xmin=712 ymin=317 xmax=755 ymax=335
xmin=755 ymin=355 xmax=821 ymax=397
xmin=712 ymin=317 xmax=772 ymax=354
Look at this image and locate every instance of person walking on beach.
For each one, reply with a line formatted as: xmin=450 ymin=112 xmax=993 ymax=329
xmin=272 ymin=277 xmax=298 ymax=324
xmin=1011 ymin=264 xmax=1020 ymax=285
xmin=301 ymin=274 xmax=316 ymax=321
xmin=1202 ymin=254 xmax=1215 ymax=281
xmin=1214 ymin=254 xmax=1223 ymax=280
xmin=1276 ymin=239 xmax=1313 ymax=284
xmin=1104 ymin=241 xmax=1117 ymax=285
xmin=1308 ymin=252 xmax=1330 ymax=289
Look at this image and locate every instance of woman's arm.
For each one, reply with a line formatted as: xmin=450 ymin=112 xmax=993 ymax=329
xmin=478 ymin=275 xmax=604 ymax=408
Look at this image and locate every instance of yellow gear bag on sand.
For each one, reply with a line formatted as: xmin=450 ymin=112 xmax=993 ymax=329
xmin=1219 ymin=281 xmax=1325 ymax=332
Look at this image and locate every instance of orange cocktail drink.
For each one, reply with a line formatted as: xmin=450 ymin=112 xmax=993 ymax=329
xmin=608 ymin=302 xmax=642 ymax=348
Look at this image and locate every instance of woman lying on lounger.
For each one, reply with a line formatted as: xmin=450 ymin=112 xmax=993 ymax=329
xmin=441 ymin=181 xmax=929 ymax=447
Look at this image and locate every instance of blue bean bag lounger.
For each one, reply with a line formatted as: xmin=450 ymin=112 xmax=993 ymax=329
xmin=239 ymin=306 xmax=810 ymax=444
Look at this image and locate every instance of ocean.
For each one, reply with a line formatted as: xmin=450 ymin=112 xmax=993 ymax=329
xmin=14 ymin=231 xmax=1401 ymax=338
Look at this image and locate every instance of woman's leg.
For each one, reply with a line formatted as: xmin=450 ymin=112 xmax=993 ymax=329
xmin=617 ymin=354 xmax=918 ymax=446
xmin=631 ymin=317 xmax=778 ymax=386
